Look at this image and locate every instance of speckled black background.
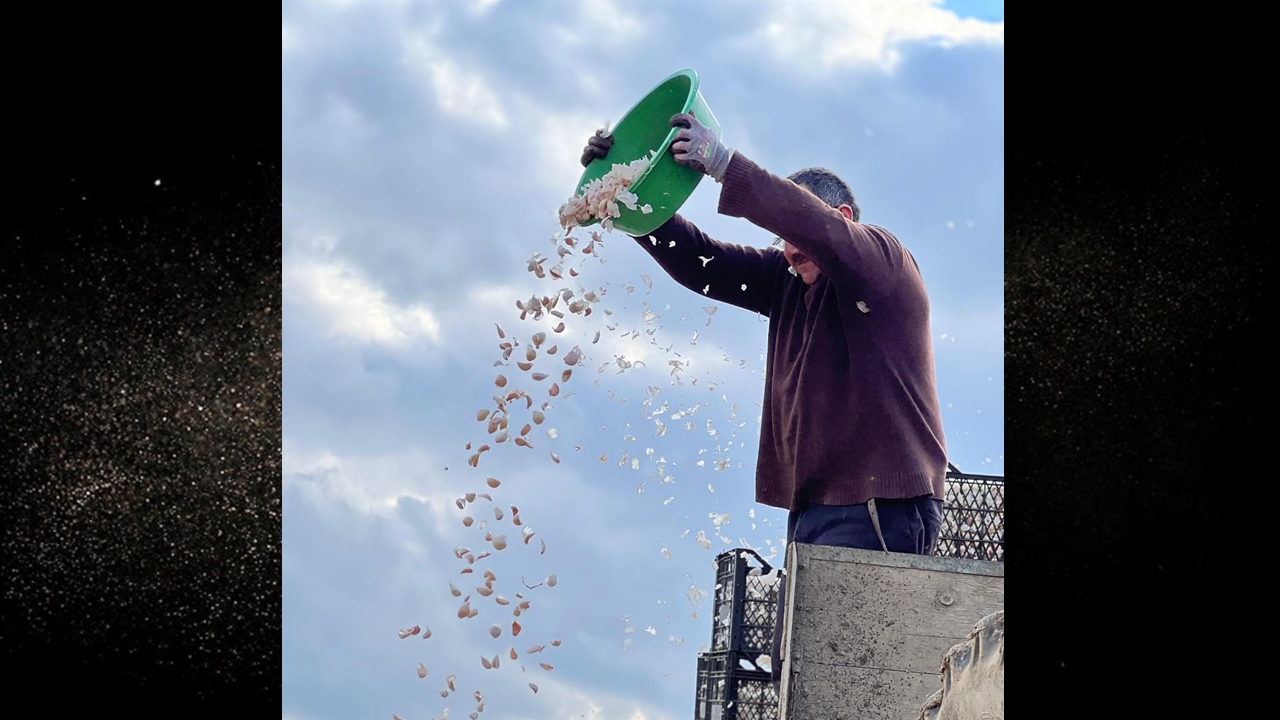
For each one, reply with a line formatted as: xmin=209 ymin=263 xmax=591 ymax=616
xmin=1007 ymin=18 xmax=1269 ymax=714
xmin=2 ymin=10 xmax=278 ymax=716
xmin=0 ymin=9 xmax=1269 ymax=719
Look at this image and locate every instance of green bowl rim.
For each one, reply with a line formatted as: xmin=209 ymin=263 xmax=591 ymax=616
xmin=579 ymin=68 xmax=701 ymax=197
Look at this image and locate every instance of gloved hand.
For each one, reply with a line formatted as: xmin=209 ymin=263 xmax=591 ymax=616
xmin=669 ymin=113 xmax=733 ymax=182
xmin=580 ymin=129 xmax=614 ymax=168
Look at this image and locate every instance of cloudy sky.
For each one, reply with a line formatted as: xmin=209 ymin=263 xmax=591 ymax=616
xmin=281 ymin=1 xmax=1003 ymax=718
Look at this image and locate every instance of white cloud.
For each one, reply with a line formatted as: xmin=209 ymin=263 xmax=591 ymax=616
xmin=402 ymin=34 xmax=509 ymax=129
xmin=582 ymin=0 xmax=646 ymax=40
xmin=469 ymin=283 xmax=527 ymax=314
xmin=284 ymin=234 xmax=442 ymax=349
xmin=530 ymin=108 xmax=613 ymax=193
xmin=282 ymin=24 xmax=300 ymax=55
xmin=508 ymin=675 xmax=677 ymax=720
xmin=469 ymin=0 xmax=503 ymax=15
xmin=754 ymin=0 xmax=1004 ymax=72
xmin=283 ymin=440 xmax=456 ymax=537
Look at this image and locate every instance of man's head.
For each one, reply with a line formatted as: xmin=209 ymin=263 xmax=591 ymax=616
xmin=777 ymin=167 xmax=860 ymax=285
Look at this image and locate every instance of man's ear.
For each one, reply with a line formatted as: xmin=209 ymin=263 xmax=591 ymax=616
xmin=838 ymin=205 xmax=854 ymax=221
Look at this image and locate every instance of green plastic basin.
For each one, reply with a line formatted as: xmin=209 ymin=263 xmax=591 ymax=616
xmin=572 ymin=68 xmax=721 ymax=237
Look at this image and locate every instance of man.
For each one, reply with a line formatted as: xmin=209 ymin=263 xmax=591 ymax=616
xmin=580 ymin=114 xmax=948 ymax=686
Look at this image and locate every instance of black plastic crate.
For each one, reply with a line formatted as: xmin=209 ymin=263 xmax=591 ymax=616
xmin=937 ymin=467 xmax=1004 ymax=562
xmin=710 ymin=549 xmax=783 ymax=657
xmin=694 ymin=650 xmax=779 ymax=720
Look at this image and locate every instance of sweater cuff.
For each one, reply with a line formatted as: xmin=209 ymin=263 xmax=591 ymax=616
xmin=716 ymin=151 xmax=756 ymax=218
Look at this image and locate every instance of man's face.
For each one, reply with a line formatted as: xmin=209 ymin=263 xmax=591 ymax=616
xmin=781 ymin=241 xmax=822 ymax=285
xmin=777 ymin=201 xmax=854 ymax=286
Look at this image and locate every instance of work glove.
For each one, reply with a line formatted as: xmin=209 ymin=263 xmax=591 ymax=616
xmin=669 ymin=113 xmax=733 ymax=182
xmin=580 ymin=129 xmax=614 ymax=168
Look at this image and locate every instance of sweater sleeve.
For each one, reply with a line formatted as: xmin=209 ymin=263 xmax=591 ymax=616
xmin=628 ymin=214 xmax=781 ymax=317
xmin=717 ymin=152 xmax=905 ymax=302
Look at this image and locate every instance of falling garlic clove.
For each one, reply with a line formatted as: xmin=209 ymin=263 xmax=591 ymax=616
xmin=447 ymin=674 xmax=456 ymax=691
xmin=417 ymin=663 xmax=428 ymax=678
xmin=532 ymin=332 xmax=546 ymax=348
xmin=531 ymin=372 xmax=548 ymax=381
xmin=529 ymin=683 xmax=539 ymax=694
xmin=477 ymin=408 xmax=490 ymax=421
xmin=531 ymin=410 xmax=545 ymax=425
xmin=489 ymin=625 xmax=502 ymax=639
xmin=540 ymin=539 xmax=547 ymax=555
xmin=494 ymin=507 xmax=504 ymax=521
xmin=540 ymin=663 xmax=554 ymax=671
xmin=518 ymin=361 xmax=534 ymax=372
xmin=512 ymin=621 xmax=522 ymax=637
xmin=510 ymin=647 xmax=518 ymax=660
xmin=486 ymin=477 xmax=501 ymax=489
xmin=496 ymin=596 xmax=510 ymax=606
xmin=549 ymin=383 xmax=560 ymax=397
xmin=526 ymin=346 xmax=537 ymax=362
xmin=398 ymin=625 xmax=420 ymax=639
xmin=449 ymin=583 xmax=461 ymax=597
xmin=481 ymin=656 xmax=492 ymax=670
xmin=462 ymin=516 xmax=474 ymax=527
xmin=551 ymin=639 xmax=561 ymax=647
xmin=546 ymin=574 xmax=558 ymax=587
xmin=495 ymin=375 xmax=507 ymax=388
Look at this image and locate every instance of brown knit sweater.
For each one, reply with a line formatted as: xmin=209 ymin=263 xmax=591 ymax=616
xmin=631 ymin=152 xmax=947 ymax=510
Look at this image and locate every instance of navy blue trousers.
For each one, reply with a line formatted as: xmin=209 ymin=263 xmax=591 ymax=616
xmin=769 ymin=496 xmax=943 ymax=685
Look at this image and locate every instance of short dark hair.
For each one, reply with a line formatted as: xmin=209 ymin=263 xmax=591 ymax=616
xmin=787 ymin=167 xmax=860 ymax=222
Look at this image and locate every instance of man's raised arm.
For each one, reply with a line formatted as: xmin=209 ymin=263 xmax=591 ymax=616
xmin=628 ymin=214 xmax=779 ymax=316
